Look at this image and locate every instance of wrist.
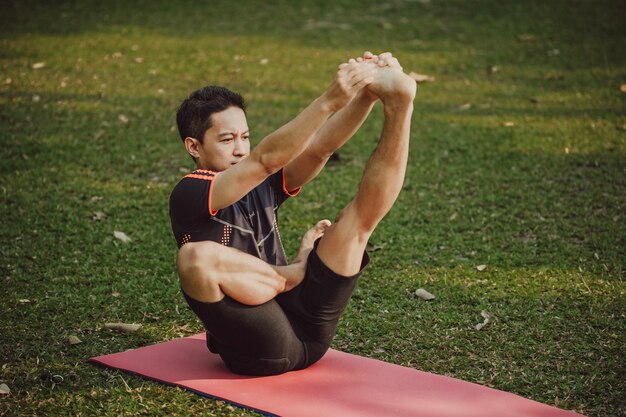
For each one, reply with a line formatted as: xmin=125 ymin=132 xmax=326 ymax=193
xmin=316 ymin=93 xmax=336 ymax=113
xmin=357 ymin=88 xmax=378 ymax=105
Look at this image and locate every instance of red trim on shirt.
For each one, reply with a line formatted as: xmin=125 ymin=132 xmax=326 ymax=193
xmin=184 ymin=173 xmax=215 ymax=181
xmin=207 ymin=173 xmax=218 ymax=216
xmin=282 ymin=169 xmax=301 ymax=197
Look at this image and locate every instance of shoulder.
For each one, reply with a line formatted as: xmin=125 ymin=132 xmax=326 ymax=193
xmin=171 ymin=170 xmax=217 ymax=195
xmin=170 ymin=170 xmax=218 ymax=215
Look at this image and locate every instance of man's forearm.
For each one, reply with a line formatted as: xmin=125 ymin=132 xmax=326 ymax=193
xmin=178 ymin=240 xmax=305 ymax=306
xmin=309 ymin=91 xmax=377 ymax=157
xmin=251 ymin=61 xmax=376 ymax=174
xmin=252 ymin=96 xmax=334 ymax=174
xmin=284 ymin=91 xmax=377 ymax=189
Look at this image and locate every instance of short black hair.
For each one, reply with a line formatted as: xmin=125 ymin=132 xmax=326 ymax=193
xmin=176 ymin=85 xmax=246 ymax=144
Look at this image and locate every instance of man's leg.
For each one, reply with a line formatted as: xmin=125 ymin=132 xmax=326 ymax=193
xmin=274 ymin=68 xmax=416 ymax=367
xmin=176 ymin=220 xmax=330 ymax=306
xmin=176 ymin=221 xmax=331 ymax=376
xmin=315 ymin=67 xmax=417 ymax=275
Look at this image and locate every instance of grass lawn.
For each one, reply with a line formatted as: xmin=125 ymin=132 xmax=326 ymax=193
xmin=1 ymin=0 xmax=624 ymax=416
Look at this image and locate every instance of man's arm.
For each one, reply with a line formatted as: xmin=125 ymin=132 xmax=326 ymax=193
xmin=177 ymin=240 xmax=302 ymax=306
xmin=211 ymin=62 xmax=376 ymax=211
xmin=177 ymin=220 xmax=330 ymax=306
xmin=282 ymin=90 xmax=377 ymax=190
xmin=283 ymin=52 xmax=403 ymax=190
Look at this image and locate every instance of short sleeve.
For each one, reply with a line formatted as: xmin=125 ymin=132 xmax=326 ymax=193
xmin=269 ymin=168 xmax=301 ymax=206
xmin=169 ymin=171 xmax=219 ymax=247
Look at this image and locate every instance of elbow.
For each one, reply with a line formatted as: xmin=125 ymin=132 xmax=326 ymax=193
xmin=255 ymin=151 xmax=283 ymax=176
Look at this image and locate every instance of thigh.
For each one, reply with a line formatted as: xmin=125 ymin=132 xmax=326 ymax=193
xmin=276 ymin=239 xmax=368 ymax=347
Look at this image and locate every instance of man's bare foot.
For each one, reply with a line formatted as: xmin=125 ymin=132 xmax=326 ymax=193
xmin=295 ymin=219 xmax=332 ymax=263
xmin=366 ymin=66 xmax=416 ymax=105
xmin=280 ymin=220 xmax=331 ymax=292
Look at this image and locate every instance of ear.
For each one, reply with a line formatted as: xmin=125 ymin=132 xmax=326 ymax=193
xmin=184 ymin=137 xmax=201 ymax=159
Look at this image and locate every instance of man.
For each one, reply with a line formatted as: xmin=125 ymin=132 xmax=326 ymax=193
xmin=170 ymin=51 xmax=416 ymax=375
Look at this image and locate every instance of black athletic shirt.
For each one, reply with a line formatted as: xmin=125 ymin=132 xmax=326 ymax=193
xmin=169 ymin=169 xmax=300 ymax=266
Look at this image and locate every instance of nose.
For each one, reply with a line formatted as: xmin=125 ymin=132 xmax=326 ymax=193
xmin=233 ymin=138 xmax=247 ymax=156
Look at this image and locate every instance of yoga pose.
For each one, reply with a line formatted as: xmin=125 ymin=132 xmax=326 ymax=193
xmin=170 ymin=51 xmax=416 ymax=375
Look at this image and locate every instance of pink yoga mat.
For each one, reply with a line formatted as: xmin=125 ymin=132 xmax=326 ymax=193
xmin=90 ymin=333 xmax=584 ymax=417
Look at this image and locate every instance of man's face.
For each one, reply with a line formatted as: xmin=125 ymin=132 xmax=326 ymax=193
xmin=196 ymin=106 xmax=250 ymax=171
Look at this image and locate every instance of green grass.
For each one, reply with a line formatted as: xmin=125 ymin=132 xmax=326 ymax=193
xmin=1 ymin=0 xmax=624 ymax=416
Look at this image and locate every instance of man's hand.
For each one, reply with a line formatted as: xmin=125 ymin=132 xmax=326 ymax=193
xmin=360 ymin=51 xmax=403 ymax=70
xmin=320 ymin=61 xmax=377 ymax=112
xmin=351 ymin=51 xmax=404 ymax=102
xmin=358 ymin=51 xmax=416 ymax=106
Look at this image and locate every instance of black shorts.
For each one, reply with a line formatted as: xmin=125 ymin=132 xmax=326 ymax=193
xmin=182 ymin=239 xmax=369 ymax=376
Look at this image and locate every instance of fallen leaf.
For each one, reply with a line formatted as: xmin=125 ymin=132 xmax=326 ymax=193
xmin=32 ymin=95 xmax=41 ymax=102
xmin=113 ymin=230 xmax=132 ymax=243
xmin=259 ymin=58 xmax=269 ymax=65
xmin=32 ymin=62 xmax=45 ymax=69
xmin=111 ymin=291 xmax=120 ymax=297
xmin=476 ymin=264 xmax=487 ymax=271
xmin=517 ymin=34 xmax=535 ymax=42
xmin=414 ymin=288 xmax=435 ymax=301
xmin=503 ymin=121 xmax=515 ymax=127
xmin=458 ymin=103 xmax=471 ymax=111
xmin=448 ymin=212 xmax=459 ymax=221
xmin=4 ymin=77 xmax=12 ymax=85
xmin=0 ymin=383 xmax=10 ymax=395
xmin=68 ymin=335 xmax=82 ymax=345
xmin=105 ymin=323 xmax=141 ymax=333
xmin=408 ymin=72 xmax=435 ymax=83
xmin=486 ymin=65 xmax=499 ymax=75
xmin=111 ymin=52 xmax=123 ymax=59
xmin=118 ymin=114 xmax=129 ymax=124
xmin=18 ymin=299 xmax=31 ymax=304
xmin=475 ymin=310 xmax=491 ymax=330
xmin=133 ymin=57 xmax=144 ymax=64
xmin=92 ymin=211 xmax=106 ymax=221
xmin=545 ymin=73 xmax=564 ymax=81
xmin=620 ymin=84 xmax=626 ymax=93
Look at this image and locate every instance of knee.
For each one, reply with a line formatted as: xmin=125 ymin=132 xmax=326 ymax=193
xmin=176 ymin=242 xmax=223 ymax=302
